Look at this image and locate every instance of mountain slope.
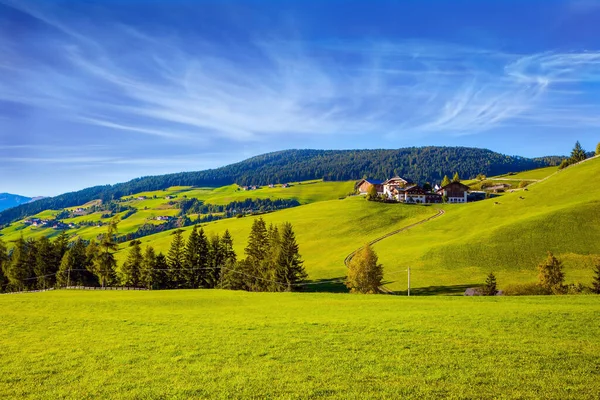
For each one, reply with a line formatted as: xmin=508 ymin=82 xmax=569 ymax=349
xmin=0 ymin=193 xmax=32 ymax=212
xmin=0 ymin=147 xmax=561 ymax=225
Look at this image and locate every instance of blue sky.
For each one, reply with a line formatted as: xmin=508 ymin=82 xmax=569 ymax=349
xmin=1 ymin=0 xmax=600 ymax=196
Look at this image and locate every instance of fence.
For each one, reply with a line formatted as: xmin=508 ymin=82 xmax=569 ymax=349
xmin=65 ymin=286 xmax=148 ymax=291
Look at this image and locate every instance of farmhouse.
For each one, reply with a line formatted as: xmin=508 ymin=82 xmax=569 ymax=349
xmin=436 ymin=182 xmax=470 ymax=203
xmin=355 ymin=179 xmax=384 ymax=195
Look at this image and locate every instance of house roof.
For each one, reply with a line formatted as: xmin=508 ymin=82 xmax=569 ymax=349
xmin=438 ymin=181 xmax=471 ymax=191
xmin=383 ymin=176 xmax=413 ymax=185
xmin=355 ymin=179 xmax=384 ymax=189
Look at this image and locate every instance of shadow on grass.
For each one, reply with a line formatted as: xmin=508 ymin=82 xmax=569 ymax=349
xmin=299 ymin=278 xmax=348 ymax=293
xmin=388 ymin=283 xmax=480 ymax=296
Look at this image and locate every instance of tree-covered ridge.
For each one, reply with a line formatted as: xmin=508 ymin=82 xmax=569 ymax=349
xmin=0 ymin=147 xmax=562 ymax=225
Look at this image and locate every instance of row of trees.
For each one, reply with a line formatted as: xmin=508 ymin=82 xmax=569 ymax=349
xmin=0 ymin=217 xmax=307 ymax=293
xmin=558 ymin=141 xmax=594 ymax=170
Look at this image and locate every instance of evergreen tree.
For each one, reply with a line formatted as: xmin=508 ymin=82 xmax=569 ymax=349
xmin=196 ymin=227 xmax=210 ymax=288
xmin=53 ymin=231 xmax=70 ymax=264
xmin=57 ymin=239 xmax=93 ymax=287
xmin=208 ymin=234 xmax=225 ymax=288
xmin=244 ymin=217 xmax=270 ymax=291
xmin=119 ymin=240 xmax=143 ymax=287
xmin=167 ymin=229 xmax=186 ymax=288
xmin=154 ymin=252 xmax=169 ymax=289
xmin=483 ymin=272 xmax=497 ymax=296
xmin=441 ymin=175 xmax=451 ymax=187
xmin=591 ymin=259 xmax=600 ymax=294
xmin=5 ymin=236 xmax=33 ymax=291
xmin=0 ymin=238 xmax=8 ymax=292
xmin=222 ymin=230 xmax=236 ymax=263
xmin=275 ymin=222 xmax=307 ymax=291
xmin=537 ymin=252 xmax=565 ymax=294
xmin=345 ymin=243 xmax=384 ymax=294
xmin=95 ymin=218 xmax=119 ymax=287
xmin=219 ymin=258 xmax=250 ymax=291
xmin=184 ymin=225 xmax=200 ymax=288
xmin=570 ymin=141 xmax=587 ymax=163
xmin=596 ymin=142 xmax=600 ymax=156
xmin=34 ymin=236 xmax=56 ymax=289
xmin=452 ymin=172 xmax=460 ymax=183
xmin=140 ymin=245 xmax=157 ymax=289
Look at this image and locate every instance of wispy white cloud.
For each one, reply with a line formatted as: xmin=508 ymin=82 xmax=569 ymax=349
xmin=2 ymin=0 xmax=600 ymax=144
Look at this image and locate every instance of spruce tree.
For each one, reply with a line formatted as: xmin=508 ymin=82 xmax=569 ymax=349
xmin=184 ymin=225 xmax=201 ymax=288
xmin=140 ymin=245 xmax=157 ymax=289
xmin=5 ymin=236 xmax=32 ymax=291
xmin=95 ymin=218 xmax=119 ymax=287
xmin=537 ymin=252 xmax=565 ymax=294
xmin=119 ymin=240 xmax=143 ymax=287
xmin=596 ymin=142 xmax=600 ymax=157
xmin=219 ymin=258 xmax=250 ymax=291
xmin=452 ymin=172 xmax=460 ymax=183
xmin=196 ymin=228 xmax=210 ymax=288
xmin=570 ymin=141 xmax=587 ymax=163
xmin=222 ymin=230 xmax=236 ymax=263
xmin=275 ymin=222 xmax=307 ymax=291
xmin=441 ymin=175 xmax=451 ymax=187
xmin=154 ymin=252 xmax=169 ymax=289
xmin=483 ymin=272 xmax=497 ymax=296
xmin=591 ymin=259 xmax=600 ymax=294
xmin=244 ymin=217 xmax=269 ymax=291
xmin=0 ymin=238 xmax=8 ymax=292
xmin=167 ymin=229 xmax=186 ymax=288
xmin=35 ymin=236 xmax=56 ymax=289
xmin=345 ymin=243 xmax=384 ymax=294
xmin=208 ymin=234 xmax=225 ymax=288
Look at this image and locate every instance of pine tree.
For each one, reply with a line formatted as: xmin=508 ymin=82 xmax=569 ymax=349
xmin=222 ymin=230 xmax=236 ymax=263
xmin=570 ymin=141 xmax=587 ymax=163
xmin=537 ymin=252 xmax=565 ymax=294
xmin=184 ymin=225 xmax=200 ymax=288
xmin=219 ymin=258 xmax=250 ymax=291
xmin=95 ymin=218 xmax=119 ymax=287
xmin=345 ymin=244 xmax=384 ymax=294
xmin=119 ymin=240 xmax=143 ymax=287
xmin=452 ymin=172 xmax=460 ymax=183
xmin=483 ymin=272 xmax=497 ymax=296
xmin=196 ymin=227 xmax=209 ymax=288
xmin=167 ymin=229 xmax=186 ymax=288
xmin=140 ymin=245 xmax=157 ymax=289
xmin=244 ymin=217 xmax=269 ymax=291
xmin=441 ymin=175 xmax=451 ymax=187
xmin=596 ymin=142 xmax=600 ymax=157
xmin=5 ymin=236 xmax=32 ymax=291
xmin=275 ymin=222 xmax=307 ymax=291
xmin=207 ymin=234 xmax=225 ymax=288
xmin=0 ymin=238 xmax=8 ymax=292
xmin=591 ymin=259 xmax=600 ymax=294
xmin=154 ymin=252 xmax=169 ymax=289
xmin=34 ymin=236 xmax=56 ymax=289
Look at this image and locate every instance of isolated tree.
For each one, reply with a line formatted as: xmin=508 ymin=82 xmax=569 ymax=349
xmin=591 ymin=259 xmax=600 ymax=294
xmin=570 ymin=141 xmax=587 ymax=164
xmin=345 ymin=243 xmax=384 ymax=294
xmin=537 ymin=252 xmax=565 ymax=294
xmin=119 ymin=240 xmax=143 ymax=287
xmin=167 ymin=229 xmax=186 ymax=288
xmin=441 ymin=175 xmax=451 ymax=187
xmin=596 ymin=142 xmax=600 ymax=156
xmin=275 ymin=222 xmax=307 ymax=291
xmin=482 ymin=272 xmax=498 ymax=296
xmin=452 ymin=172 xmax=461 ymax=183
xmin=95 ymin=218 xmax=119 ymax=287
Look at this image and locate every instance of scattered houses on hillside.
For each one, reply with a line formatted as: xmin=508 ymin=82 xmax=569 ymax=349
xmin=357 ymin=176 xmax=471 ymax=204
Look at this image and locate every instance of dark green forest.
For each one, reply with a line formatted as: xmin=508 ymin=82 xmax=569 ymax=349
xmin=0 ymin=147 xmax=562 ymax=225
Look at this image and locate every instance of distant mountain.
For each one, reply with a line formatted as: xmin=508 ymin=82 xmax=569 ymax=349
xmin=0 ymin=193 xmax=33 ymax=212
xmin=0 ymin=147 xmax=563 ymax=225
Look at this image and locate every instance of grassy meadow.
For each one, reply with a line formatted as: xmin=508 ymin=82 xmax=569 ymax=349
xmin=1 ymin=290 xmax=598 ymax=399
xmin=375 ymin=158 xmax=600 ymax=293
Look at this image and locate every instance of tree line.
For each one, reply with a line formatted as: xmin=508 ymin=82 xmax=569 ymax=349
xmin=0 ymin=217 xmax=307 ymax=293
xmin=0 ymin=147 xmax=562 ymax=226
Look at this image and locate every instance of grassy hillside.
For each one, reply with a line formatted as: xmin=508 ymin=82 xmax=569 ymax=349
xmin=374 ymin=157 xmax=600 ymax=293
xmin=116 ymin=197 xmax=437 ymax=281
xmin=0 ymin=180 xmax=355 ymax=246
xmin=1 ymin=291 xmax=598 ymax=399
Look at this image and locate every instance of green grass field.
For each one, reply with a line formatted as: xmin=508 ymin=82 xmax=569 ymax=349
xmin=375 ymin=158 xmax=600 ymax=293
xmin=1 ymin=291 xmax=598 ymax=399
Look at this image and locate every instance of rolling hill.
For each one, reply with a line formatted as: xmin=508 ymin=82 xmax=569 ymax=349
xmin=0 ymin=147 xmax=561 ymax=226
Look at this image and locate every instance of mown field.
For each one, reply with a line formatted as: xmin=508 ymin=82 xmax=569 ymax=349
xmin=375 ymin=157 xmax=600 ymax=293
xmin=1 ymin=291 xmax=598 ymax=399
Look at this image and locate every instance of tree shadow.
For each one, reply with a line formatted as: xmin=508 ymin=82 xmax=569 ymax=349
xmin=388 ymin=283 xmax=480 ymax=296
xmin=299 ymin=277 xmax=348 ymax=293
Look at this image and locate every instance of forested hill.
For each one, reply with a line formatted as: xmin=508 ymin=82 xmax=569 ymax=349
xmin=0 ymin=147 xmax=561 ymax=225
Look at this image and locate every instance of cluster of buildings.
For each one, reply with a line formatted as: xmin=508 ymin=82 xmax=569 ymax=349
xmin=243 ymin=183 xmax=290 ymax=191
xmin=356 ymin=177 xmax=471 ymax=204
xmin=23 ymin=218 xmax=74 ymax=230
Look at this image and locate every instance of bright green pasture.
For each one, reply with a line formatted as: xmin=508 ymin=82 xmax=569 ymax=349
xmin=493 ymin=166 xmax=558 ymax=181
xmin=375 ymin=158 xmax=600 ymax=294
xmin=119 ymin=197 xmax=437 ymax=281
xmin=1 ymin=291 xmax=598 ymax=399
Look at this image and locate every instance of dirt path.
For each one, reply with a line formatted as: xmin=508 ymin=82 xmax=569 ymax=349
xmin=343 ymin=208 xmax=445 ymax=294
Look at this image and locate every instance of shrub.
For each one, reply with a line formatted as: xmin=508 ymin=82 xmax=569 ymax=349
xmin=503 ymin=283 xmax=549 ymax=296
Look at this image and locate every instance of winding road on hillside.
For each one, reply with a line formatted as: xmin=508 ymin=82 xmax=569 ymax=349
xmin=344 ymin=207 xmax=446 ymax=294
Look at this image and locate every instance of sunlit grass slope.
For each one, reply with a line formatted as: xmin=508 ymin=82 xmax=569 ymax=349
xmin=1 ymin=291 xmax=598 ymax=399
xmin=375 ymin=157 xmax=600 ymax=293
xmin=118 ymin=197 xmax=437 ymax=280
xmin=0 ymin=180 xmax=355 ymax=245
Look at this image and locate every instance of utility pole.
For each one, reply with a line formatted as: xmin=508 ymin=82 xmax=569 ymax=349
xmin=407 ymin=267 xmax=410 ymax=297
